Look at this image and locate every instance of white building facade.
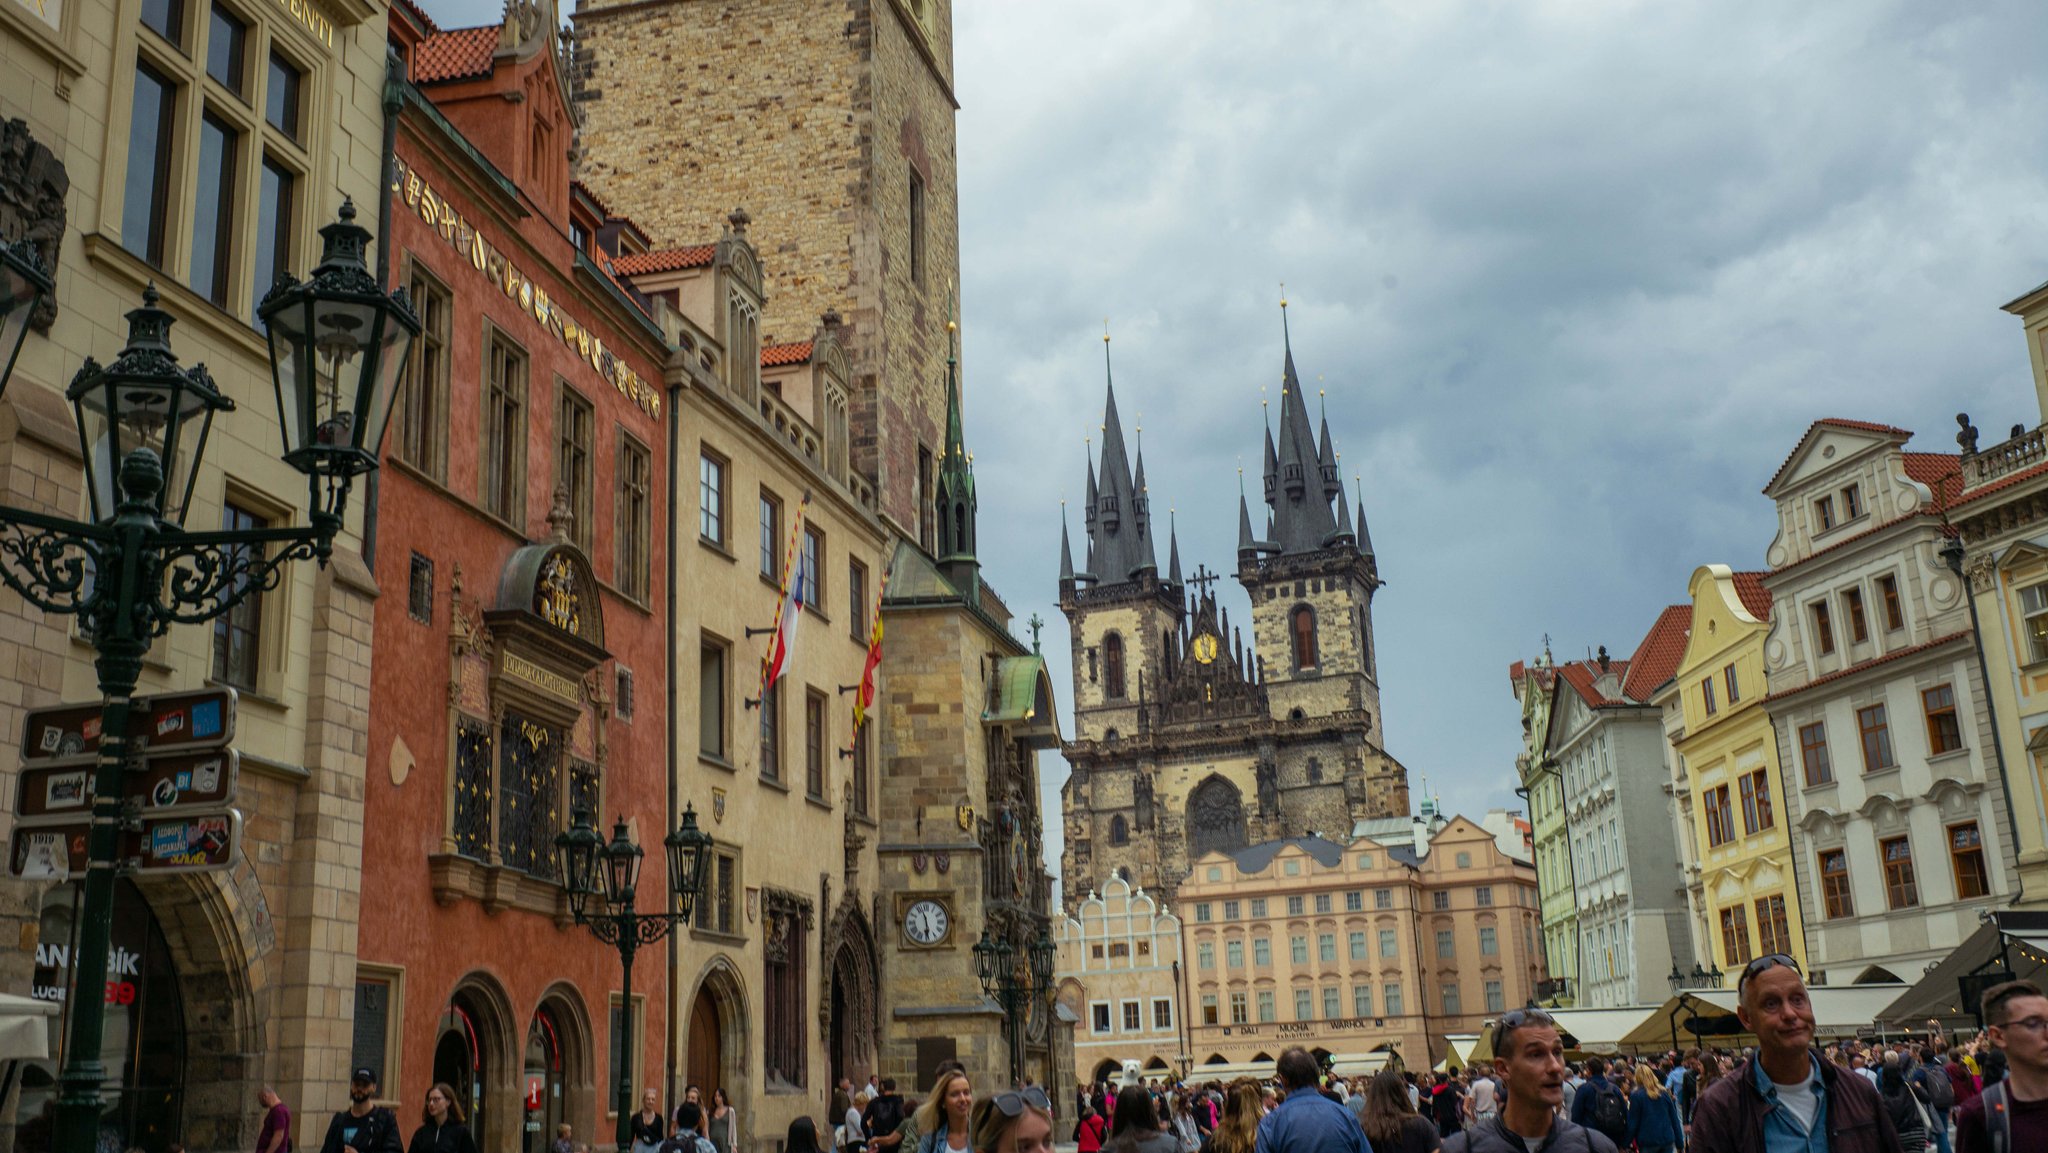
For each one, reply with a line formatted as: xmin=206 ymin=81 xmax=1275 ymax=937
xmin=1761 ymin=420 xmax=2019 ymax=984
xmin=1053 ymin=876 xmax=1187 ymax=1084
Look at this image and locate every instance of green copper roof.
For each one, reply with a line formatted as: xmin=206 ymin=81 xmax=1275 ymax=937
xmin=983 ymin=654 xmax=1050 ymax=724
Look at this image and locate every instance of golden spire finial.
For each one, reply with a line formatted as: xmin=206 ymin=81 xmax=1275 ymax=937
xmin=1103 ymin=317 xmax=1111 ymax=344
xmin=1280 ymin=280 xmax=1288 ymax=309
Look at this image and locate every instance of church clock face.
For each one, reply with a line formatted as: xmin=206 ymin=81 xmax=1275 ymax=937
xmin=1192 ymin=633 xmax=1219 ymax=664
xmin=903 ymin=899 xmax=950 ymax=946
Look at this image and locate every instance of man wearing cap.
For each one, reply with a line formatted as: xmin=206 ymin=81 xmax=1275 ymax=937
xmin=319 ymin=1068 xmax=404 ymax=1153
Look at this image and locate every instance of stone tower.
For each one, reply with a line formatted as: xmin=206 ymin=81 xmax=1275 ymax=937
xmin=1059 ymin=325 xmax=1410 ymax=905
xmin=569 ymin=0 xmax=960 ymax=539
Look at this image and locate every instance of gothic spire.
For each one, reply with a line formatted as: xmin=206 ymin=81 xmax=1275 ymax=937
xmin=1059 ymin=505 xmax=1075 ymax=584
xmin=1261 ymin=299 xmax=1340 ymax=556
xmin=1167 ymin=511 xmax=1183 ymax=585
xmin=1329 ymin=482 xmax=1355 ymax=547
xmin=934 ymin=298 xmax=979 ymax=589
xmin=1084 ymin=327 xmax=1157 ymax=583
xmin=1237 ymin=492 xmax=1257 ymax=560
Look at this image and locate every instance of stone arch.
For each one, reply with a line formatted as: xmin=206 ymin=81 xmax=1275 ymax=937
xmin=683 ymin=955 xmax=751 ymax=1138
xmin=1289 ymin=604 xmax=1318 ymax=669
xmin=1109 ymin=814 xmax=1129 ymax=845
xmin=438 ymin=970 xmax=521 ymax=1153
xmin=1186 ymin=776 xmax=1248 ymax=860
xmin=532 ymin=982 xmax=598 ymax=1147
xmin=1091 ymin=1058 xmax=1123 ymax=1085
xmin=823 ymin=900 xmax=880 ymax=1085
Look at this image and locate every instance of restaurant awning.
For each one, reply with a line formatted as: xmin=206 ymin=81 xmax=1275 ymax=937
xmin=1878 ymin=911 xmax=2048 ymax=1029
xmin=0 ymin=993 xmax=56 ymax=1061
xmin=1617 ymin=984 xmax=1911 ymax=1051
xmin=1436 ymin=1034 xmax=1481 ymax=1071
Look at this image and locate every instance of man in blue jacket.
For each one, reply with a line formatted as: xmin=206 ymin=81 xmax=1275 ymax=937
xmin=1255 ymin=1049 xmax=1373 ymax=1153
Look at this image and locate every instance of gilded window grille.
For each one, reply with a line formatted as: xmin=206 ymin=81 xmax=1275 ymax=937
xmin=453 ymin=719 xmax=493 ymax=858
xmin=499 ymin=711 xmax=563 ymax=879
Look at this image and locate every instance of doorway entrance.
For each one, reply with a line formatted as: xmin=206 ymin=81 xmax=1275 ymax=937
xmin=686 ymin=985 xmax=721 ymax=1102
xmin=436 ymin=998 xmax=488 ymax=1152
xmin=524 ymin=1010 xmax=566 ymax=1153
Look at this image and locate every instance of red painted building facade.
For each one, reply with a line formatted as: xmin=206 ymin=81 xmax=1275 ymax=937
xmin=356 ymin=2 xmax=675 ymax=1149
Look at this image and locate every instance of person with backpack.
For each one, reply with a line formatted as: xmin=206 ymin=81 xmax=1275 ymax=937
xmin=661 ymin=1104 xmax=718 ymax=1153
xmin=865 ymin=1080 xmax=908 ymax=1153
xmin=1955 ymin=979 xmax=2048 ymax=1153
xmin=1429 ymin=1073 xmax=1464 ymax=1139
xmin=1565 ymin=1058 xmax=1628 ymax=1148
xmin=1075 ymin=1105 xmax=1108 ymax=1153
xmin=1912 ymin=1044 xmax=1955 ymax=1153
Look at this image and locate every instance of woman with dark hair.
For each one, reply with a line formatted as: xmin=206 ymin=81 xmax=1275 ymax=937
xmin=406 ymin=1084 xmax=478 ymax=1153
xmin=1357 ymin=1071 xmax=1436 ymax=1153
xmin=1879 ymin=1063 xmax=1929 ymax=1151
xmin=707 ymin=1089 xmax=737 ymax=1153
xmin=1106 ymin=1086 xmax=1177 ymax=1153
xmin=786 ymin=1118 xmax=828 ymax=1153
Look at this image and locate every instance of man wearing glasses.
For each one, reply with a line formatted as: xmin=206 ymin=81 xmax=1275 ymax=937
xmin=1443 ymin=1008 xmax=1616 ymax=1152
xmin=1690 ymin=954 xmax=1901 ymax=1153
xmin=1954 ymin=979 xmax=2048 ymax=1153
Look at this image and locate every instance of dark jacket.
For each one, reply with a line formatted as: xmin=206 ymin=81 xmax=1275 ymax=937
xmin=406 ymin=1120 xmax=478 ymax=1153
xmin=320 ymin=1107 xmax=404 ymax=1153
xmin=1624 ymin=1088 xmax=1683 ymax=1148
xmin=1442 ymin=1117 xmax=1616 ymax=1153
xmin=1688 ymin=1055 xmax=1904 ymax=1153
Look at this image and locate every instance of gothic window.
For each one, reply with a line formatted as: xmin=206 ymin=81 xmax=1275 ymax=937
xmin=1291 ymin=605 xmax=1317 ymax=670
xmin=1109 ymin=815 xmax=1129 ymax=846
xmin=1187 ymin=777 xmax=1248 ymax=860
xmin=1103 ymin=632 xmax=1126 ymax=699
xmin=763 ymin=893 xmax=809 ymax=1089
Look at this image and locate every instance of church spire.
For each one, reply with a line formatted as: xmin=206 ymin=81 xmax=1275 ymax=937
xmin=933 ymin=295 xmax=979 ymax=591
xmin=1261 ymin=294 xmax=1340 ymax=556
xmin=1167 ymin=510 xmax=1183 ymax=586
xmin=1084 ymin=324 xmax=1157 ymax=584
xmin=1059 ymin=503 xmax=1075 ymax=584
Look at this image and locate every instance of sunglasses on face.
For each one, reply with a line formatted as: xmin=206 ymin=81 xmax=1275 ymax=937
xmin=992 ymin=1087 xmax=1051 ymax=1117
xmin=1737 ymin=954 xmax=1801 ymax=997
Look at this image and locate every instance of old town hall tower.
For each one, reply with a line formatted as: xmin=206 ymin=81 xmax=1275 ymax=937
xmin=1058 ymin=324 xmax=1410 ymax=903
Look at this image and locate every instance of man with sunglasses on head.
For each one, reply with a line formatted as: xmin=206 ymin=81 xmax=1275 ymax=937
xmin=1443 ymin=1008 xmax=1615 ymax=1153
xmin=1954 ymin=979 xmax=2048 ymax=1153
xmin=1690 ymin=953 xmax=1901 ymax=1153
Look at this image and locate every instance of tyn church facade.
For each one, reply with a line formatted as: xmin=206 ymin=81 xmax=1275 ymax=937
xmin=1058 ymin=332 xmax=1410 ymax=904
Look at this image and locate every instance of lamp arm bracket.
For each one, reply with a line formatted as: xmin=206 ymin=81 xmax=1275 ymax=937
xmin=150 ymin=523 xmax=332 ymax=627
xmin=634 ymin=914 xmax=678 ymax=948
xmin=0 ymin=517 xmax=105 ymax=617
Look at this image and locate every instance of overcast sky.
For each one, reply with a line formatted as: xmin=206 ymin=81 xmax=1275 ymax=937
xmin=440 ymin=0 xmax=2048 ymax=905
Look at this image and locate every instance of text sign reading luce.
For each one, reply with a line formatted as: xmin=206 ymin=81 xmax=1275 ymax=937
xmin=20 ymin=688 xmax=236 ymax=764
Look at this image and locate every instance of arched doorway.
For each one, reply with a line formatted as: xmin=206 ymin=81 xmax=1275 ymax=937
xmin=824 ymin=909 xmax=877 ymax=1087
xmin=19 ymin=878 xmax=186 ymax=1153
xmin=684 ymin=959 xmax=749 ymax=1128
xmin=1090 ymin=1059 xmax=1122 ymax=1086
xmin=436 ymin=1004 xmax=486 ymax=1148
xmin=524 ymin=1009 xmax=567 ymax=1153
xmin=686 ymin=985 xmax=721 ymax=1102
xmin=438 ymin=976 xmax=518 ymax=1153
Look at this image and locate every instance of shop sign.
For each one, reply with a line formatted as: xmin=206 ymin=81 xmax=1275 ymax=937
xmin=16 ymin=750 xmax=239 ymax=820
xmin=9 ymin=809 xmax=241 ymax=878
xmin=392 ymin=157 xmax=662 ymax=421
xmin=19 ymin=689 xmax=235 ymax=765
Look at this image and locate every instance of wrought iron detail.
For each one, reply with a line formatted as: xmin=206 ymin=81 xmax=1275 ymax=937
xmin=453 ymin=719 xmax=493 ymax=859
xmin=0 ymin=517 xmax=102 ymax=616
xmin=498 ymin=710 xmax=561 ymax=879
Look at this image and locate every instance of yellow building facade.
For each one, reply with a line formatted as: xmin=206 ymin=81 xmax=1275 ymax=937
xmin=1672 ymin=565 xmax=1807 ymax=978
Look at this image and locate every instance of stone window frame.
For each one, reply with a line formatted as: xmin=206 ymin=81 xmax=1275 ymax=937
xmin=555 ymin=379 xmax=595 ymax=555
xmin=351 ymin=964 xmax=405 ymax=1105
xmin=394 ymin=257 xmax=453 ymax=482
xmin=207 ymin=480 xmax=293 ymax=700
xmin=614 ymin=429 xmax=652 ymax=604
xmin=480 ymin=322 xmax=530 ymax=528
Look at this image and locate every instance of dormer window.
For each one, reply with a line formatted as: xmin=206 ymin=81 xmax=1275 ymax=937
xmin=1814 ymin=495 xmax=1836 ymax=532
xmin=569 ymin=220 xmax=588 ymax=255
xmin=1841 ymin=483 xmax=1864 ymax=520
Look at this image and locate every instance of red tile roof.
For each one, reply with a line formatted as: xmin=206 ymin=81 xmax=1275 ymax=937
xmin=762 ymin=341 xmax=813 ymax=368
xmin=571 ymin=179 xmax=614 ymax=219
xmin=394 ymin=0 xmax=441 ymax=34
xmin=1954 ymin=458 xmax=2048 ymax=510
xmin=1764 ymin=418 xmax=1915 ymax=493
xmin=611 ymin=246 xmax=717 ymax=276
xmin=1762 ymin=631 xmax=1971 ymax=704
xmin=1509 ymin=660 xmax=1526 ymax=682
xmin=411 ymin=24 xmax=498 ymax=84
xmin=1732 ymin=570 xmax=1773 ymax=620
xmin=1622 ymin=605 xmax=1693 ymax=701
xmin=1557 ymin=658 xmax=1632 ymax=708
xmin=1902 ymin=452 xmax=1963 ymax=509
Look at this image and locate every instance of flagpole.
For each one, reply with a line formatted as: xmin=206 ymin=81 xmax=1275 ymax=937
xmin=749 ymin=493 xmax=811 ymax=710
xmin=846 ymin=543 xmax=896 ymax=752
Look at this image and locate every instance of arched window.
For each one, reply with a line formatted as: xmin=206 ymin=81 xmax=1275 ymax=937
xmin=1291 ymin=605 xmax=1317 ymax=670
xmin=1104 ymin=632 xmax=1127 ymax=699
xmin=1109 ymin=814 xmax=1129 ymax=845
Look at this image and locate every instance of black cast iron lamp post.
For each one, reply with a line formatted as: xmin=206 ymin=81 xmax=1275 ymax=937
xmin=555 ymin=805 xmax=713 ymax=1149
xmin=974 ymin=922 xmax=1058 ymax=1086
xmin=0 ymin=201 xmax=418 ymax=1153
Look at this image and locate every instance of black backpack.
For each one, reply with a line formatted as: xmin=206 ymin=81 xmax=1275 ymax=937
xmin=1587 ymin=1081 xmax=1629 ymax=1142
xmin=1919 ymin=1066 xmax=1955 ymax=1110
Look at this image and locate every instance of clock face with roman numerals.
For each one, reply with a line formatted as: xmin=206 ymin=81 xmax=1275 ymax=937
xmin=904 ymin=899 xmax=950 ymax=946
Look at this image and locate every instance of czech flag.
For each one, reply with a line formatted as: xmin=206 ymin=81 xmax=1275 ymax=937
xmin=759 ymin=497 xmax=810 ymax=697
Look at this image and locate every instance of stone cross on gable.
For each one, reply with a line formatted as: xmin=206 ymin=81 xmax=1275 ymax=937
xmin=1187 ymin=565 xmax=1220 ymax=598
xmin=1027 ymin=613 xmax=1044 ymax=653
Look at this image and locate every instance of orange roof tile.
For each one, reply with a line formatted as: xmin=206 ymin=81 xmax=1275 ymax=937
xmin=1557 ymin=658 xmax=1632 ymax=709
xmin=394 ymin=0 xmax=441 ymax=34
xmin=1732 ymin=570 xmax=1773 ymax=620
xmin=762 ymin=342 xmax=813 ymax=368
xmin=1902 ymin=452 xmax=1963 ymax=509
xmin=412 ymin=25 xmax=498 ymax=84
xmin=611 ymin=246 xmax=717 ymax=277
xmin=1762 ymin=631 xmax=1971 ymax=703
xmin=1509 ymin=660 xmax=1527 ymax=682
xmin=1622 ymin=605 xmax=1692 ymax=701
xmin=1954 ymin=457 xmax=2048 ymax=510
xmin=1764 ymin=418 xmax=1915 ymax=493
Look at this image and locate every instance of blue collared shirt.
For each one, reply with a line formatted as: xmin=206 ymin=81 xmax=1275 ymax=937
xmin=1751 ymin=1054 xmax=1830 ymax=1153
xmin=1254 ymin=1087 xmax=1373 ymax=1153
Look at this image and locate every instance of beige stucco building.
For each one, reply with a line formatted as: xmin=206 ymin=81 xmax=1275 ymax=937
xmin=1 ymin=0 xmax=392 ymax=1143
xmin=1054 ymin=876 xmax=1186 ymax=1085
xmin=1172 ymin=817 xmax=1543 ymax=1072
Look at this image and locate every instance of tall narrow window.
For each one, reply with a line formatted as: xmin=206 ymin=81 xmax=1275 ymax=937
xmin=1882 ymin=836 xmax=1919 ymax=909
xmin=1841 ymin=483 xmax=1863 ymax=519
xmin=264 ymin=51 xmax=301 ymax=139
xmin=1724 ymin=664 xmax=1741 ymax=705
xmin=396 ymin=266 xmax=450 ymax=479
xmin=1800 ymin=722 xmax=1833 ymax=785
xmin=483 ymin=333 xmax=528 ymax=524
xmin=763 ymin=904 xmax=807 ymax=1089
xmin=1701 ymin=676 xmax=1717 ymax=716
xmin=251 ymin=155 xmax=294 ymax=320
xmin=1819 ymin=849 xmax=1854 ymax=919
xmin=848 ymin=560 xmax=868 ymax=642
xmin=1718 ymin=906 xmax=1753 ymax=967
xmin=1108 ymin=815 xmax=1128 ymax=846
xmin=698 ymin=639 xmax=726 ymax=760
xmin=1102 ymin=632 xmax=1126 ymax=699
xmin=205 ymin=4 xmax=246 ymax=93
xmin=758 ymin=490 xmax=782 ymax=578
xmin=1740 ymin=769 xmax=1774 ymax=834
xmin=556 ymin=386 xmax=593 ymax=553
xmin=802 ymin=527 xmax=824 ymax=609
xmin=1879 ymin=574 xmax=1905 ymax=632
xmin=188 ymin=112 xmax=238 ymax=306
xmin=616 ymin=435 xmax=651 ymax=602
xmin=699 ymin=451 xmax=726 ymax=544
xmin=1844 ymin=588 xmax=1869 ymax=644
xmin=141 ymin=0 xmax=184 ymax=43
xmin=212 ymin=500 xmax=269 ymax=689
xmin=1291 ymin=605 xmax=1317 ymax=670
xmin=1950 ymin=822 xmax=1990 ymax=900
xmin=1812 ymin=602 xmax=1836 ymax=655
xmin=1704 ymin=785 xmax=1734 ymax=847
xmin=908 ymin=166 xmax=927 ymax=285
xmin=1924 ymin=684 xmax=1963 ymax=755
xmin=917 ymin=444 xmax=935 ymax=552
xmin=1858 ymin=704 xmax=1895 ymax=772
xmin=1755 ymin=894 xmax=1792 ymax=956
xmin=804 ymin=690 xmax=827 ymax=800
xmin=1814 ymin=495 xmax=1835 ymax=531
xmin=2022 ymin=584 xmax=2048 ymax=662
xmin=759 ymin=682 xmax=781 ymax=784
xmin=123 ymin=66 xmax=177 ymax=266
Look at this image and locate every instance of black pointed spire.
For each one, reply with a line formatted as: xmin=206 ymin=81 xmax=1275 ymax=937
xmin=934 ymin=295 xmax=979 ymax=591
xmin=1238 ymin=492 xmax=1257 ymax=561
xmin=1329 ymin=482 xmax=1355 ymax=547
xmin=1167 ymin=510 xmax=1183 ymax=585
xmin=1262 ymin=296 xmax=1340 ymax=556
xmin=1086 ymin=325 xmax=1157 ymax=583
xmin=1059 ymin=504 xmax=1075 ymax=584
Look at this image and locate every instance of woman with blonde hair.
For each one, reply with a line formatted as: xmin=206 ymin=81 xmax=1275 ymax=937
xmin=1196 ymin=1080 xmax=1262 ymax=1153
xmin=1624 ymin=1064 xmax=1682 ymax=1153
xmin=969 ymin=1087 xmax=1053 ymax=1153
xmin=913 ymin=1070 xmax=976 ymax=1153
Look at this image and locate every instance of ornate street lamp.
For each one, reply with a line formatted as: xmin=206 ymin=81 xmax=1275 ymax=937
xmin=976 ymin=923 xmax=1052 ymax=1087
xmin=0 ymin=204 xmax=417 ymax=1153
xmin=0 ymin=238 xmax=52 ymax=399
xmin=554 ymin=805 xmax=711 ymax=1149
